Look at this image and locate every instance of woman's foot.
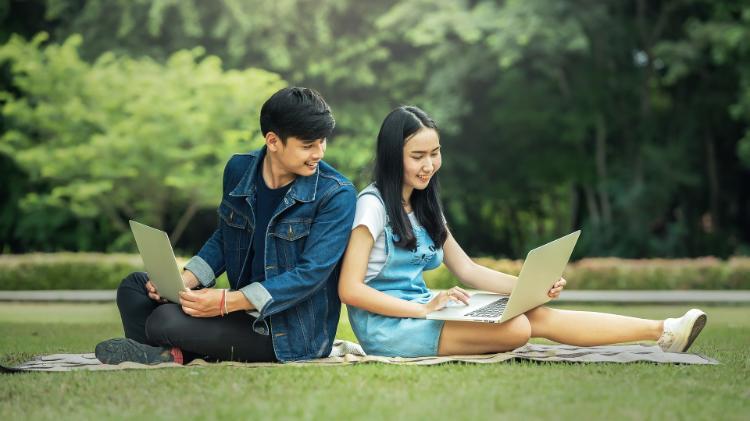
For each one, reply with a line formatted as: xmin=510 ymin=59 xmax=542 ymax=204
xmin=657 ymin=309 xmax=707 ymax=352
xmin=95 ymin=338 xmax=181 ymax=365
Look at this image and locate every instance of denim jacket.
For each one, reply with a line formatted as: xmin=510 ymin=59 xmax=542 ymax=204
xmin=184 ymin=147 xmax=356 ymax=361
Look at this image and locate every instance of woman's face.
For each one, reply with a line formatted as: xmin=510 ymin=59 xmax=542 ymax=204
xmin=402 ymin=127 xmax=441 ymax=192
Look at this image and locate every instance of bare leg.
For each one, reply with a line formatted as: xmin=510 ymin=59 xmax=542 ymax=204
xmin=437 ymin=314 xmax=532 ymax=355
xmin=525 ymin=306 xmax=663 ymax=346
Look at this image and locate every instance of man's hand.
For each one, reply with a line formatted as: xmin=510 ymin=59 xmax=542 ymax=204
xmin=179 ymin=289 xmax=224 ymax=317
xmin=548 ymin=277 xmax=567 ymax=299
xmin=181 ymin=270 xmax=200 ymax=290
xmin=145 ymin=270 xmax=200 ymax=303
xmin=145 ymin=280 xmax=167 ymax=303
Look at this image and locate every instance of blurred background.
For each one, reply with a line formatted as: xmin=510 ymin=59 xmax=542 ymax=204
xmin=1 ymin=0 xmax=748 ymax=261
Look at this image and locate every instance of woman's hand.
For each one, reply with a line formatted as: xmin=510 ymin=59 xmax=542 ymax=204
xmin=422 ymin=286 xmax=471 ymax=316
xmin=548 ymin=277 xmax=567 ymax=299
xmin=179 ymin=289 xmax=225 ymax=317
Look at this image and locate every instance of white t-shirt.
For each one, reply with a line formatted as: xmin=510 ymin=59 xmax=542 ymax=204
xmin=352 ymin=194 xmax=421 ymax=283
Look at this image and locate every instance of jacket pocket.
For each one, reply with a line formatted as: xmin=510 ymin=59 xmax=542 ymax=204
xmin=219 ymin=201 xmax=248 ymax=230
xmin=270 ymin=219 xmax=312 ymax=268
xmin=217 ymin=201 xmax=251 ymax=283
xmin=271 ymin=219 xmax=311 ymax=241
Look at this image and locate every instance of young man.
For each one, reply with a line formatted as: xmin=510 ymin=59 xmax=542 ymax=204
xmin=96 ymin=87 xmax=357 ymax=364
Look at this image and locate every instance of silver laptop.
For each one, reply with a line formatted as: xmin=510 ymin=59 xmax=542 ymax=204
xmin=426 ymin=230 xmax=580 ymax=323
xmin=129 ymin=220 xmax=187 ymax=303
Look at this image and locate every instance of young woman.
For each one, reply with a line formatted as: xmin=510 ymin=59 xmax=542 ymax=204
xmin=338 ymin=105 xmax=707 ymax=358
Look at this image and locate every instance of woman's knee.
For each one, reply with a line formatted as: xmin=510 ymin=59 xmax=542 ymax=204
xmin=525 ymin=305 xmax=552 ymax=323
xmin=498 ymin=314 xmax=531 ymax=349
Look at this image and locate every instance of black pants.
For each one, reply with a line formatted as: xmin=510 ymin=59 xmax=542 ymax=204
xmin=116 ymin=272 xmax=276 ymax=362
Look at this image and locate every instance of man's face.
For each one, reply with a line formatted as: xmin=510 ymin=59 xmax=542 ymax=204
xmin=273 ymin=136 xmax=327 ymax=176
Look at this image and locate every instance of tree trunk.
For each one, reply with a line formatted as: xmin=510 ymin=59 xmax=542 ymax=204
xmin=585 ymin=185 xmax=601 ymax=227
xmin=595 ymin=113 xmax=612 ymax=224
xmin=705 ymin=133 xmax=720 ymax=230
xmin=568 ymin=183 xmax=580 ymax=232
xmin=100 ymin=202 xmax=129 ymax=233
xmin=171 ymin=200 xmax=200 ymax=246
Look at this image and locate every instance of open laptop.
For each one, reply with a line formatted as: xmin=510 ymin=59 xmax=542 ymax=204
xmin=129 ymin=220 xmax=188 ymax=303
xmin=426 ymin=230 xmax=580 ymax=323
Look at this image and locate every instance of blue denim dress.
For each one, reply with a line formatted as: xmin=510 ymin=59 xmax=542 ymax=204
xmin=348 ymin=186 xmax=445 ymax=357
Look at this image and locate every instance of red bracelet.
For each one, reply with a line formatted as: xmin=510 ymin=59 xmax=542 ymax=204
xmin=223 ymin=289 xmax=229 ymax=315
xmin=219 ymin=289 xmax=226 ymax=317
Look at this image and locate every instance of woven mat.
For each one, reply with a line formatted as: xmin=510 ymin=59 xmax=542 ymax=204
xmin=1 ymin=340 xmax=717 ymax=373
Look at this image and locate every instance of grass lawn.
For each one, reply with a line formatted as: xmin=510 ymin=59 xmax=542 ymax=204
xmin=1 ymin=303 xmax=748 ymax=420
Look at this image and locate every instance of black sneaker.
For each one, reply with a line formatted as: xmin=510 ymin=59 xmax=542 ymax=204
xmin=95 ymin=338 xmax=175 ymax=365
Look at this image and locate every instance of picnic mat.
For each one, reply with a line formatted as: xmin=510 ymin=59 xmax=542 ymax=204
xmin=1 ymin=340 xmax=717 ymax=372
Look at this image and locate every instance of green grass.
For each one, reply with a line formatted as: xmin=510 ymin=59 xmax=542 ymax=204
xmin=1 ymin=303 xmax=749 ymax=420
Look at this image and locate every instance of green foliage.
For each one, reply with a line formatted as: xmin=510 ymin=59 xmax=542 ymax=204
xmin=0 ymin=252 xmax=231 ymax=290
xmin=0 ymin=0 xmax=748 ymax=257
xmin=2 ymin=253 xmax=746 ymax=291
xmin=0 ymin=33 xmax=284 ymax=250
xmin=423 ymin=256 xmax=750 ymax=291
xmin=0 ymin=253 xmax=142 ymax=290
xmin=654 ymin=1 xmax=750 ymax=170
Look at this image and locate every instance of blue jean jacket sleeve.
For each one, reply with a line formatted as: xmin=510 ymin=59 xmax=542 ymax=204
xmin=239 ymin=185 xmax=356 ymax=317
xmin=184 ymin=156 xmax=239 ymax=288
xmin=185 ymin=227 xmax=226 ymax=288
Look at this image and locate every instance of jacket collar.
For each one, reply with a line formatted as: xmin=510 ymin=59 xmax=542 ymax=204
xmin=229 ymin=146 xmax=319 ymax=203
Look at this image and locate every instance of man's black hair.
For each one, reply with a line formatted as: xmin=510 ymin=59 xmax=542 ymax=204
xmin=259 ymin=87 xmax=335 ymax=143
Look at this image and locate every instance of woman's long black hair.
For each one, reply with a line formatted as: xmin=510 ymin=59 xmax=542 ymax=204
xmin=374 ymin=106 xmax=448 ymax=250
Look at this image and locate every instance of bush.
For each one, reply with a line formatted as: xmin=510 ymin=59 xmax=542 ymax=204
xmin=0 ymin=253 xmax=231 ymax=290
xmin=0 ymin=253 xmax=747 ymax=290
xmin=423 ymin=256 xmax=750 ymax=290
xmin=0 ymin=34 xmax=283 ymax=252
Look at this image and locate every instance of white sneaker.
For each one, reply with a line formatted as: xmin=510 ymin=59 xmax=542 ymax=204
xmin=657 ymin=309 xmax=707 ymax=352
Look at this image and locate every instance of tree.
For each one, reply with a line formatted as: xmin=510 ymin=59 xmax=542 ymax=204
xmin=1 ymin=0 xmax=748 ymax=257
xmin=0 ymin=33 xmax=284 ymax=250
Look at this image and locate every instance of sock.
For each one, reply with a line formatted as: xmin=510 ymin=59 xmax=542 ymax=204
xmin=170 ymin=347 xmax=184 ymax=365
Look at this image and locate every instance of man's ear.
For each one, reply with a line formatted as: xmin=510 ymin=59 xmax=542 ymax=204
xmin=265 ymin=131 xmax=283 ymax=152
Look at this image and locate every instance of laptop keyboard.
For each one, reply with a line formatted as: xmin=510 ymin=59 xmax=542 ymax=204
xmin=464 ymin=297 xmax=509 ymax=318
